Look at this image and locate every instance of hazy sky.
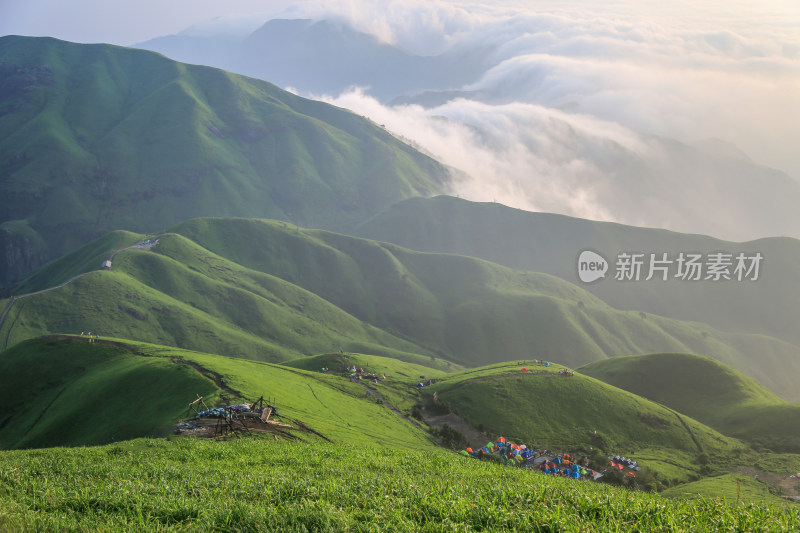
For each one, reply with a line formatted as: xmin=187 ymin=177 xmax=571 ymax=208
xmin=0 ymin=1 xmax=295 ymax=45
xmin=3 ymin=0 xmax=799 ymax=237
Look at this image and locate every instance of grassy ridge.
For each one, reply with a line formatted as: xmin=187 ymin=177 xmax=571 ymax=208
xmin=1 ymin=336 xmax=799 ymax=517
xmin=174 ymin=348 xmax=436 ymax=450
xmin=281 ymin=351 xmax=456 ymax=377
xmin=0 ymin=35 xmax=448 ymax=288
xmin=0 ymin=438 xmax=797 ymax=531
xmin=4 ymin=218 xmax=800 ymax=400
xmin=353 ymin=195 xmax=800 ymax=350
xmin=580 ymin=353 xmax=800 ymax=452
xmin=1 ymin=233 xmax=436 ymax=362
xmin=0 ymin=337 xmax=436 ymax=451
xmin=423 ymin=361 xmax=748 ymax=458
xmin=12 ymin=230 xmax=144 ymax=294
xmin=170 ymin=217 xmax=800 ymax=398
xmin=0 ymin=337 xmax=219 ymax=450
xmin=0 ymin=337 xmax=755 ymax=460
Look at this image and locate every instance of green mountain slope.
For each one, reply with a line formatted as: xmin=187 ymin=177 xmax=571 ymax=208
xmin=168 ymin=218 xmax=800 ymax=399
xmin=352 ymin=196 xmax=800 ymax=349
xmin=281 ymin=352 xmax=455 ymax=378
xmin=1 ymin=234 xmax=433 ymax=364
xmin=0 ymin=35 xmax=448 ymax=290
xmin=2 ymin=336 xmax=799 ymax=518
xmin=0 ymin=337 xmax=219 ymax=449
xmin=580 ymin=353 xmax=800 ymax=452
xmin=0 ymin=336 xmax=436 ymax=451
xmin=3 ymin=217 xmax=798 ymax=400
xmin=423 ymin=361 xmax=748 ymax=459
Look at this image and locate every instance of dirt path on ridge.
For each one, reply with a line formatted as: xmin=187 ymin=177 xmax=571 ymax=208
xmin=0 ymin=239 xmax=160 ymax=347
xmin=356 ymin=382 xmax=430 ymax=434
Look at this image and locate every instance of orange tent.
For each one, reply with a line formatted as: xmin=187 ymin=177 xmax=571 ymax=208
xmin=466 ymin=448 xmax=473 ymax=454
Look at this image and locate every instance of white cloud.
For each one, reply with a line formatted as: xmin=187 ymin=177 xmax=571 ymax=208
xmin=320 ymin=88 xmax=646 ymax=223
xmin=299 ymin=0 xmax=800 ymax=185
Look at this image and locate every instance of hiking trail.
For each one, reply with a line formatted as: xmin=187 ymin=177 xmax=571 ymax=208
xmin=0 ymin=239 xmax=160 ymax=348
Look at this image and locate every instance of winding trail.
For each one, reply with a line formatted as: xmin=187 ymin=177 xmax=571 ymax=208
xmin=668 ymin=408 xmax=703 ymax=453
xmin=0 ymin=239 xmax=159 ymax=348
xmin=356 ymin=381 xmax=429 ymax=434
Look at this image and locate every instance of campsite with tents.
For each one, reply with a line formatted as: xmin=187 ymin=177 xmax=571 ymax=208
xmin=1 ymin=335 xmax=800 ymax=529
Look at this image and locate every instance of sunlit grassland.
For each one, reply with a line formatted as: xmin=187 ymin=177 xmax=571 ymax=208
xmin=1 ymin=438 xmax=797 ymax=532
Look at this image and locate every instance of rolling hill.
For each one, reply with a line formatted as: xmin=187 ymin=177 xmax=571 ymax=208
xmin=0 ymin=35 xmax=449 ymax=290
xmin=580 ymin=353 xmax=800 ymax=453
xmin=2 ymin=335 xmax=799 ymax=525
xmin=0 ymin=336 xmax=438 ymax=451
xmin=0 ymin=337 xmax=752 ymax=465
xmin=353 ymin=195 xmax=800 ymax=348
xmin=3 ymin=217 xmax=799 ymax=400
xmin=421 ymin=361 xmax=748 ymax=461
xmin=0 ymin=336 xmax=219 ymax=450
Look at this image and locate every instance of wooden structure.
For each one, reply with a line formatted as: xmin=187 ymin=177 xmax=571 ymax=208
xmin=176 ymin=394 xmax=292 ymax=439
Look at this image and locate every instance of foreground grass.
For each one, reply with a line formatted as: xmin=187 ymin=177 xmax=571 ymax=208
xmin=1 ymin=438 xmax=797 ymax=532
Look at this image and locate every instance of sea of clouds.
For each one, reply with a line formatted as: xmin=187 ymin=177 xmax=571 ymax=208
xmin=280 ymin=0 xmax=800 ymax=236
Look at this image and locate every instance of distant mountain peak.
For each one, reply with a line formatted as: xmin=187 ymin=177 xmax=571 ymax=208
xmin=692 ymin=137 xmax=752 ymax=162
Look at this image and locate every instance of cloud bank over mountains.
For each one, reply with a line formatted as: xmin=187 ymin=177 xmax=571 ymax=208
xmin=289 ymin=1 xmax=799 ymax=238
xmin=6 ymin=0 xmax=799 ymax=239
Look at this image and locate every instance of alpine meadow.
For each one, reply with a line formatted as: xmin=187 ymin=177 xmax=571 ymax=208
xmin=2 ymin=3 xmax=800 ymax=531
